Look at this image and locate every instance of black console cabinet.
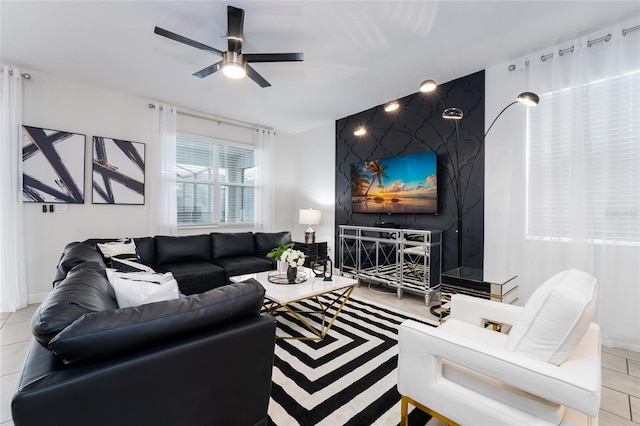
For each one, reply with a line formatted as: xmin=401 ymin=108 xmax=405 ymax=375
xmin=293 ymin=241 xmax=328 ymax=267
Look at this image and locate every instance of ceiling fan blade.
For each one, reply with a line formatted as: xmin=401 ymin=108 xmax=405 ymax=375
xmin=155 ymin=26 xmax=224 ymax=56
xmin=193 ymin=61 xmax=223 ymax=78
xmin=246 ymin=64 xmax=271 ymax=88
xmin=227 ymin=6 xmax=244 ymax=53
xmin=244 ymin=53 xmax=304 ymax=63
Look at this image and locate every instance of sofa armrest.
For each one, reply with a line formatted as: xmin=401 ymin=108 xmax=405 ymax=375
xmin=398 ymin=319 xmax=600 ymax=420
xmin=449 ymin=294 xmax=522 ymax=327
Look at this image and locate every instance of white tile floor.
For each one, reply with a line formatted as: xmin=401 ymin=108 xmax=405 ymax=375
xmin=1 ymin=285 xmax=638 ymax=425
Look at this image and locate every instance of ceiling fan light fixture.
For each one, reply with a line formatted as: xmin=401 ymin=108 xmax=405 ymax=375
xmin=442 ymin=107 xmax=464 ymax=120
xmin=419 ymin=79 xmax=437 ymax=93
xmin=516 ymin=91 xmax=540 ymax=106
xmin=384 ymin=101 xmax=400 ymax=112
xmin=222 ymin=51 xmax=246 ymax=79
xmin=222 ymin=63 xmax=246 ymax=79
xmin=154 ymin=6 xmax=303 ymax=87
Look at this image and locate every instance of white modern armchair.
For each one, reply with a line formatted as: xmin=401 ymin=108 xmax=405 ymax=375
xmin=398 ymin=269 xmax=601 ymax=426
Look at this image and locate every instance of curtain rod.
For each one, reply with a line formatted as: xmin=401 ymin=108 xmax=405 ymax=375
xmin=508 ymin=22 xmax=639 ymax=71
xmin=147 ymin=103 xmax=269 ymax=132
xmin=0 ymin=68 xmax=32 ymax=80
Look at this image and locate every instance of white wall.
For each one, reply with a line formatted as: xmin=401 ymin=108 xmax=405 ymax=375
xmin=21 ymin=72 xmax=298 ymax=302
xmin=273 ymin=130 xmax=297 ymax=232
xmin=292 ymin=122 xmax=336 ymax=258
xmin=483 ymin=61 xmax=528 ymax=299
xmin=23 ymin=73 xmax=154 ymax=302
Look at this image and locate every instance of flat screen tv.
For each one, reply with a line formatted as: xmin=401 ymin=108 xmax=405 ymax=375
xmin=350 ymin=150 xmax=437 ymax=214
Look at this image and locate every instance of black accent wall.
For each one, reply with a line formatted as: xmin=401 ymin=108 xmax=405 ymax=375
xmin=335 ymin=70 xmax=485 ymax=272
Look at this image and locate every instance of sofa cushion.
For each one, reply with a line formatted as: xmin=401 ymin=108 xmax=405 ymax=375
xmin=106 ymin=270 xmax=180 ymax=308
xmin=211 ymin=232 xmax=256 ymax=259
xmin=154 ymin=261 xmax=226 ymax=295
xmin=254 ymin=231 xmax=292 ymax=255
xmin=32 ymin=262 xmax=117 ymax=348
xmin=155 ymin=235 xmax=211 ymax=265
xmin=47 ymin=279 xmax=266 ymax=364
xmin=132 ymin=237 xmax=155 ymax=266
xmin=53 ymin=242 xmax=106 ymax=285
xmin=505 ymin=269 xmax=597 ymax=365
xmin=213 ymin=256 xmax=274 ymax=280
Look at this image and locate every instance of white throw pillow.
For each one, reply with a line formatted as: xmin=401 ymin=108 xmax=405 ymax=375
xmin=105 ymin=269 xmax=179 ymax=308
xmin=505 ymin=269 xmax=597 ymax=365
xmin=97 ymin=239 xmax=140 ymax=267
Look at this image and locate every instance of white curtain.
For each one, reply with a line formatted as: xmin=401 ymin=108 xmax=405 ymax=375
xmin=507 ymin=20 xmax=640 ymax=350
xmin=148 ymin=103 xmax=178 ymax=236
xmin=254 ymin=128 xmax=275 ymax=231
xmin=0 ymin=66 xmax=27 ymax=312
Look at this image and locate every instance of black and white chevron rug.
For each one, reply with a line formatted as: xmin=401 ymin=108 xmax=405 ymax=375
xmin=267 ymin=294 xmax=437 ymax=426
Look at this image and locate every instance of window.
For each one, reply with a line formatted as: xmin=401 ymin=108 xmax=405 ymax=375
xmin=526 ymin=70 xmax=640 ymax=244
xmin=176 ymin=135 xmax=256 ymax=226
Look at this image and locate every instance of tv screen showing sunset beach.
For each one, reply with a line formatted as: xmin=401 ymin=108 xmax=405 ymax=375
xmin=350 ymin=151 xmax=437 ymax=214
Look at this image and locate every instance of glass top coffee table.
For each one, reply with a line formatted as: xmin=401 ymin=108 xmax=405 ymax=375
xmin=230 ymin=268 xmax=357 ymax=341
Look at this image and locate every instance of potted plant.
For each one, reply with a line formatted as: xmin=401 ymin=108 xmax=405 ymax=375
xmin=267 ymin=242 xmax=295 ymax=272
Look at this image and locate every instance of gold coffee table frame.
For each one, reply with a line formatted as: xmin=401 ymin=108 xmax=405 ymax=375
xmin=263 ymin=283 xmax=356 ymax=341
xmin=229 ymin=270 xmax=358 ymax=342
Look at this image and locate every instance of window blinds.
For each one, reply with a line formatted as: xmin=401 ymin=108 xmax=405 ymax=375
xmin=527 ymin=70 xmax=640 ymax=244
xmin=176 ymin=136 xmax=255 ymax=225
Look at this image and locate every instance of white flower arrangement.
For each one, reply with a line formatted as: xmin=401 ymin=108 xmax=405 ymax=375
xmin=280 ymin=248 xmax=305 ymax=267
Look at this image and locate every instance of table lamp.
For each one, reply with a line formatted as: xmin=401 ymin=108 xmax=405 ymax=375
xmin=299 ymin=208 xmax=322 ymax=244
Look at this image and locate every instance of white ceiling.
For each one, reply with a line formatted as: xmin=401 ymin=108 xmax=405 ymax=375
xmin=1 ymin=1 xmax=639 ymax=134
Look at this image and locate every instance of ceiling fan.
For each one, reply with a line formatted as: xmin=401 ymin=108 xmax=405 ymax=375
xmin=154 ymin=5 xmax=304 ymax=88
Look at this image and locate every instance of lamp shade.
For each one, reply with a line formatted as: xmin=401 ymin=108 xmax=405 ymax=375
xmin=419 ymin=79 xmax=437 ymax=93
xmin=442 ymin=107 xmax=464 ymax=120
xmin=517 ymin=92 xmax=540 ymax=106
xmin=299 ymin=208 xmax=322 ymax=226
xmin=384 ymin=101 xmax=400 ymax=112
xmin=354 ymin=127 xmax=366 ymax=136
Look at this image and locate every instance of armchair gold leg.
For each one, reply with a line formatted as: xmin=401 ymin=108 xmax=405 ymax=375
xmin=401 ymin=395 xmax=409 ymax=426
xmin=400 ymin=395 xmax=460 ymax=426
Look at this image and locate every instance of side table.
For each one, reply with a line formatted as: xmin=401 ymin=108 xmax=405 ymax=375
xmin=293 ymin=241 xmax=328 ymax=267
xmin=437 ymin=267 xmax=519 ymax=326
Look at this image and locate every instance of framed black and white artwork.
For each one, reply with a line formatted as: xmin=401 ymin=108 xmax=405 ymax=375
xmin=22 ymin=125 xmax=86 ymax=203
xmin=92 ymin=136 xmax=145 ymax=205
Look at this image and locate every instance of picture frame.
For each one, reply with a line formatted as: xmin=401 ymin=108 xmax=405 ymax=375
xmin=92 ymin=136 xmax=145 ymax=205
xmin=22 ymin=125 xmax=86 ymax=204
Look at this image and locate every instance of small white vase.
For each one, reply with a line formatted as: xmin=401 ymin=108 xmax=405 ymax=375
xmin=277 ymin=260 xmax=288 ymax=273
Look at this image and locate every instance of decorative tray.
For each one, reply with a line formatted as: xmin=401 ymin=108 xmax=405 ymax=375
xmin=267 ymin=270 xmax=308 ymax=284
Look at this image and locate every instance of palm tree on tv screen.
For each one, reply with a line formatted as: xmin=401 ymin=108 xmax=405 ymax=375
xmin=350 ymin=163 xmax=369 ymax=196
xmin=363 ymin=160 xmax=388 ymax=196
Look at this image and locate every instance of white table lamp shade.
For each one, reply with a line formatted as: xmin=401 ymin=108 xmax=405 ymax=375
xmin=299 ymin=209 xmax=322 ymax=226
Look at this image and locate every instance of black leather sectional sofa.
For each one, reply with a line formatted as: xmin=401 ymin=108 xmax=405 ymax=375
xmin=81 ymin=231 xmax=292 ymax=294
xmin=11 ymin=231 xmax=291 ymax=426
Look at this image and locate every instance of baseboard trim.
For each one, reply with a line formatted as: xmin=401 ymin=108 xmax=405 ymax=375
xmin=28 ymin=292 xmax=49 ymax=305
